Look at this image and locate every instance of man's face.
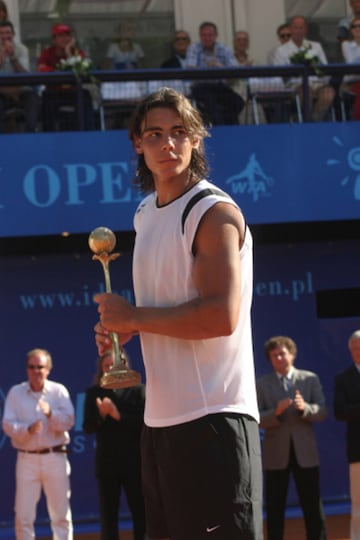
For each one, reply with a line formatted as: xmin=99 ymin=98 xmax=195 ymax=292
xmin=53 ymin=32 xmax=72 ymax=49
xmin=27 ymin=352 xmax=50 ymax=390
xmin=290 ymin=17 xmax=307 ymax=43
xmin=278 ymin=26 xmax=291 ymax=44
xmin=234 ymin=32 xmax=249 ymax=52
xmin=0 ymin=25 xmax=14 ymax=46
xmin=199 ymin=25 xmax=217 ymax=50
xmin=173 ymin=32 xmax=190 ymax=56
xmin=349 ymin=338 xmax=360 ymax=365
xmin=268 ymin=345 xmax=295 ymax=376
xmin=351 ymin=0 xmax=360 ymax=16
xmin=134 ymin=107 xmax=199 ymax=186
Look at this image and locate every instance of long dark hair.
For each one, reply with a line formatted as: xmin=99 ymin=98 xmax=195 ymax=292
xmin=128 ymin=87 xmax=210 ymax=194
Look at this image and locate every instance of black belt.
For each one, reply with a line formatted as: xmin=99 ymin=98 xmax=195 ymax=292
xmin=18 ymin=445 xmax=68 ymax=454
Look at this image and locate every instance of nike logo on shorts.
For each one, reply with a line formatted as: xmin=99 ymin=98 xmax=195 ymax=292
xmin=206 ymin=524 xmax=221 ymax=533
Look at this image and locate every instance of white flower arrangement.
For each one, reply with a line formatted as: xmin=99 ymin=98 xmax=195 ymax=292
xmin=56 ymin=54 xmax=94 ymax=81
xmin=290 ymin=44 xmax=322 ymax=75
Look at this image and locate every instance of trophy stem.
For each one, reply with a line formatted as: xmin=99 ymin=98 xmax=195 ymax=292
xmin=89 ymin=226 xmax=142 ymax=390
xmin=98 ymin=258 xmax=123 ymax=370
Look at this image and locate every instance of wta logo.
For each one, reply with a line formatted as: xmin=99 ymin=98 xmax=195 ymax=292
xmin=225 ymin=152 xmax=274 ymax=202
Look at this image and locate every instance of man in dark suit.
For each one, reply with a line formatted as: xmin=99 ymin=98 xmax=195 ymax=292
xmin=257 ymin=335 xmax=327 ymax=540
xmin=161 ymin=30 xmax=190 ymax=68
xmin=334 ymin=330 xmax=360 ymax=540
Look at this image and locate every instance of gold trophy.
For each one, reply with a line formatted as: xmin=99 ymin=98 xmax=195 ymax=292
xmin=89 ymin=226 xmax=141 ymax=389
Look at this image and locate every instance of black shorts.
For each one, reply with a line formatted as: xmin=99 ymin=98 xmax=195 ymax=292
xmin=141 ymin=412 xmax=263 ymax=540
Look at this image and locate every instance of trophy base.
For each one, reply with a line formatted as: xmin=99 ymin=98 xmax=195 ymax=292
xmin=100 ymin=366 xmax=141 ymax=389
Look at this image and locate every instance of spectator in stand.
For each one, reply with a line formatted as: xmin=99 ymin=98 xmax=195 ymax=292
xmin=257 ymin=335 xmax=327 ymax=540
xmin=334 ymin=330 xmax=360 ymax=540
xmin=0 ymin=0 xmax=8 ymax=21
xmin=267 ymin=23 xmax=291 ymax=65
xmin=83 ymin=351 xmax=146 ymax=540
xmin=233 ymin=30 xmax=254 ymax=66
xmin=186 ymin=21 xmax=244 ymax=125
xmin=273 ymin=15 xmax=335 ymax=122
xmin=2 ymin=348 xmax=74 ymax=540
xmin=0 ymin=20 xmax=39 ymax=132
xmin=161 ymin=30 xmax=190 ymax=68
xmin=105 ymin=21 xmax=144 ymax=70
xmin=338 ymin=0 xmax=360 ymax=42
xmin=232 ymin=30 xmax=262 ymax=124
xmin=37 ymin=22 xmax=96 ymax=131
xmin=341 ymin=15 xmax=360 ymax=120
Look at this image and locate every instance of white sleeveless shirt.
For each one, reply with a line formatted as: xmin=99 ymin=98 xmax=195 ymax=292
xmin=133 ymin=179 xmax=259 ymax=427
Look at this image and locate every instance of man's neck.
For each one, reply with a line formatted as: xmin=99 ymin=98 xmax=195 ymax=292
xmin=292 ymin=38 xmax=305 ymax=47
xmin=202 ymin=44 xmax=215 ymax=54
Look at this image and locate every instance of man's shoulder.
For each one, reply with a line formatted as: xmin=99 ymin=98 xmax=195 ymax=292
xmin=257 ymin=371 xmax=276 ymax=385
xmin=161 ymin=55 xmax=181 ymax=68
xmin=293 ymin=367 xmax=320 ymax=380
xmin=215 ymin=41 xmax=232 ymax=53
xmin=45 ymin=379 xmax=70 ymax=393
xmin=15 ymin=41 xmax=28 ymax=54
xmin=338 ymin=15 xmax=352 ymax=29
xmin=335 ymin=364 xmax=357 ymax=379
xmin=5 ymin=381 xmax=28 ymax=396
xmin=273 ymin=41 xmax=293 ymax=63
xmin=306 ymin=39 xmax=323 ymax=49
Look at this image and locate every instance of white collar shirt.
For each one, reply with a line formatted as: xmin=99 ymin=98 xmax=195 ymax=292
xmin=2 ymin=379 xmax=74 ymax=451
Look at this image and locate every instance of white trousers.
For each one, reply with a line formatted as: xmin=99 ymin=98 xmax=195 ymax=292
xmin=350 ymin=462 xmax=360 ymax=540
xmin=15 ymin=452 xmax=73 ymax=540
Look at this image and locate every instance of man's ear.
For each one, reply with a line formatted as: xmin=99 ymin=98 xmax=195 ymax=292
xmin=192 ymin=137 xmax=201 ymax=150
xmin=134 ymin=137 xmax=143 ymax=155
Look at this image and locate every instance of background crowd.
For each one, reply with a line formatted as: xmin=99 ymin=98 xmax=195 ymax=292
xmin=1 ymin=0 xmax=360 ymax=132
xmin=2 ymin=330 xmax=360 ymax=540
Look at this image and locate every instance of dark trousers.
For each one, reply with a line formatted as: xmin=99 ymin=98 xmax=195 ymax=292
xmin=97 ymin=464 xmax=146 ymax=540
xmin=191 ymin=82 xmax=244 ymax=125
xmin=0 ymin=88 xmax=39 ymax=132
xmin=265 ymin=443 xmax=327 ymax=540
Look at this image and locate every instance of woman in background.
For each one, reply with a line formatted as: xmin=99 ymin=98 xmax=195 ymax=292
xmin=105 ymin=20 xmax=144 ymax=69
xmin=83 ymin=351 xmax=146 ymax=540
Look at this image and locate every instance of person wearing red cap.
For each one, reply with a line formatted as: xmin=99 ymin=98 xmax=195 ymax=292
xmin=37 ymin=23 xmax=95 ymax=131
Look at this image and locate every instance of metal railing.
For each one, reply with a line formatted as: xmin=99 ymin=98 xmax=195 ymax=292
xmin=0 ymin=63 xmax=359 ymax=131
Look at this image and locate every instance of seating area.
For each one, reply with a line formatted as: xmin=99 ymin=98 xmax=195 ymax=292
xmin=1 ymin=63 xmax=359 ymax=134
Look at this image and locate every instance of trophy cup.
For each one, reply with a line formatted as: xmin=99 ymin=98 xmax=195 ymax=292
xmin=89 ymin=226 xmax=141 ymax=389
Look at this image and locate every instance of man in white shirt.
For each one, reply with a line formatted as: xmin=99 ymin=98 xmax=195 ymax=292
xmin=273 ymin=15 xmax=335 ymax=122
xmin=2 ymin=348 xmax=74 ymax=540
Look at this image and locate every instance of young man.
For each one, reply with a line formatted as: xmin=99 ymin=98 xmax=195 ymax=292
xmin=257 ymin=336 xmax=327 ymax=540
xmin=2 ymin=348 xmax=74 ymax=540
xmin=94 ymin=87 xmax=262 ymax=540
xmin=334 ymin=330 xmax=360 ymax=540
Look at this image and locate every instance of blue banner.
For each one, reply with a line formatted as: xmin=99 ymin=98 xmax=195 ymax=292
xmin=1 ymin=239 xmax=360 ymax=527
xmin=0 ymin=122 xmax=359 ymax=238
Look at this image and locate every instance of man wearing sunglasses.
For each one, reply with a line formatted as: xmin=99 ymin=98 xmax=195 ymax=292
xmin=2 ymin=348 xmax=74 ymax=540
xmin=267 ymin=23 xmax=291 ymax=65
